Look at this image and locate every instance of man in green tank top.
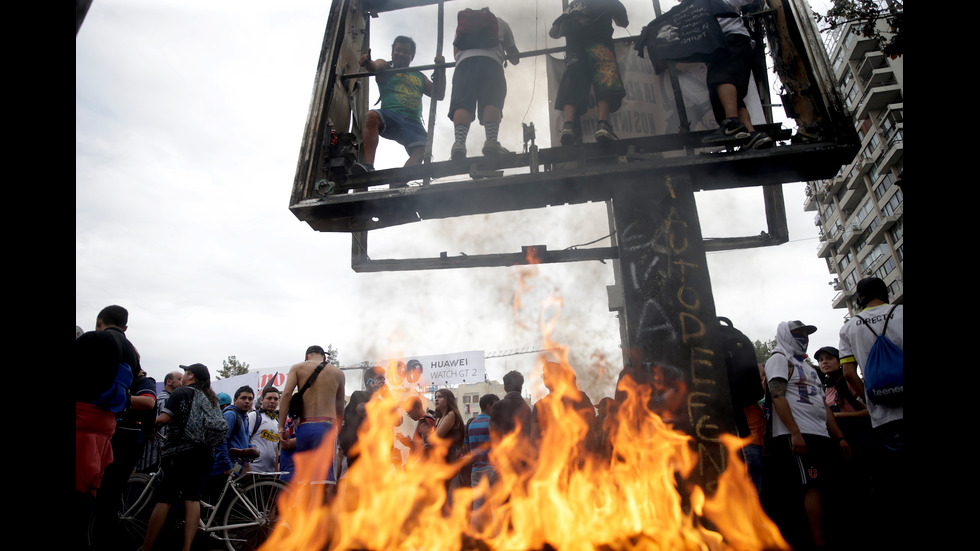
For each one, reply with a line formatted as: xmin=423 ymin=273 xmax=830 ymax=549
xmin=353 ymin=36 xmax=446 ymax=179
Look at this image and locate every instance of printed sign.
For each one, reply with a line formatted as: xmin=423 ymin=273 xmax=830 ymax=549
xmin=379 ymin=350 xmax=486 ymax=391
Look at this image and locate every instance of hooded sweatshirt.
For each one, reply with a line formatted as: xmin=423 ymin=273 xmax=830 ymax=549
xmin=765 ymin=321 xmax=828 ymax=438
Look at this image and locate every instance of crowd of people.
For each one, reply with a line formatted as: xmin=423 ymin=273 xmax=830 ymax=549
xmin=76 ymin=273 xmax=902 ymax=550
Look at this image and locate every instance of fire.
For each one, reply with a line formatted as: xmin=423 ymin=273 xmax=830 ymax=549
xmin=264 ymin=296 xmax=789 ymax=551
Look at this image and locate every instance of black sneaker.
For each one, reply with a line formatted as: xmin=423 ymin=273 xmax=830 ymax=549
xmin=746 ymin=131 xmax=774 ymax=149
xmin=351 ymin=162 xmax=375 ymax=175
xmin=701 ymin=117 xmax=751 ymax=145
xmin=594 ymin=121 xmax=619 ymax=143
xmin=560 ymin=121 xmax=575 ymax=146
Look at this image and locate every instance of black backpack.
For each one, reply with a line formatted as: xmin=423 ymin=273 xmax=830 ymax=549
xmin=718 ymin=317 xmax=764 ymax=408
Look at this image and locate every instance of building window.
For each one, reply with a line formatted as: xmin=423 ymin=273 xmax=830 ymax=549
xmin=888 ymin=216 xmax=903 ymax=243
xmin=881 ymin=190 xmax=902 ymax=217
xmin=838 ymin=251 xmax=852 ymax=272
xmin=874 ymin=172 xmax=895 ymax=200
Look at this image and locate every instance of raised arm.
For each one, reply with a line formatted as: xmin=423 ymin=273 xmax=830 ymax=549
xmin=425 ymin=55 xmax=447 ymax=100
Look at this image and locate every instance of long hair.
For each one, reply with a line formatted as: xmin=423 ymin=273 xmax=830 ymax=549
xmin=192 ymin=379 xmax=219 ymax=407
xmin=436 ymin=389 xmax=464 ymax=434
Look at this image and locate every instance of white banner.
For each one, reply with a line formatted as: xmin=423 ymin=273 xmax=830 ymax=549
xmin=378 ymin=350 xmax=486 ymax=391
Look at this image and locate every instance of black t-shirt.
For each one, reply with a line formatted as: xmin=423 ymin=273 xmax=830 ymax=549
xmin=160 ymin=386 xmax=197 ymax=456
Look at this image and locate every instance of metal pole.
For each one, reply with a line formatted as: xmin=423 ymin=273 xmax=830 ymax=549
xmin=422 ymin=0 xmax=444 ymax=185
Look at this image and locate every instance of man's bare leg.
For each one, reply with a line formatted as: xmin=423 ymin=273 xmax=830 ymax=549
xmin=405 ymin=146 xmax=425 ymax=167
xmin=142 ymin=502 xmax=173 ymax=551
xmin=182 ymin=500 xmax=201 ymax=551
xmin=804 ymin=487 xmax=825 ymax=546
xmin=361 ymin=111 xmax=382 ymax=166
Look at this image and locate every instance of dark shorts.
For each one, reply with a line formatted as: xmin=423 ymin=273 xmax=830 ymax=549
xmin=154 ymin=446 xmax=214 ymax=503
xmin=768 ymin=434 xmax=834 ymax=489
xmin=373 ymin=109 xmax=428 ymax=154
xmin=555 ymin=39 xmax=625 ymax=115
xmin=296 ymin=420 xmax=337 ymax=484
xmin=448 ymin=56 xmax=507 ymax=123
xmin=707 ymin=33 xmax=755 ymax=123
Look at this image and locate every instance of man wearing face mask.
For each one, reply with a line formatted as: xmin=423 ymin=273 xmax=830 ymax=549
xmin=763 ymin=320 xmax=850 ymax=550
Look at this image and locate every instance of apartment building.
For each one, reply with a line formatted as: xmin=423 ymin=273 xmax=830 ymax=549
xmin=804 ymin=21 xmax=903 ymax=315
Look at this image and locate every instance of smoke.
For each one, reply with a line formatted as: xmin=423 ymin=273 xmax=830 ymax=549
xmin=346 ymin=1 xmax=691 ymax=401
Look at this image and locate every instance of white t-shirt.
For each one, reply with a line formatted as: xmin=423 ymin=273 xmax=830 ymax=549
xmin=247 ymin=410 xmax=280 ymax=473
xmin=765 ymin=353 xmax=829 ymax=438
xmin=838 ymin=303 xmax=904 ymax=428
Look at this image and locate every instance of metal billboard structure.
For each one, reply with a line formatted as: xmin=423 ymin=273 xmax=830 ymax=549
xmin=287 ymin=0 xmax=859 ymax=490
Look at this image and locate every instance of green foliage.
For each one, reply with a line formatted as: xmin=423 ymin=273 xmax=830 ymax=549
xmin=325 ymin=344 xmax=339 ymax=366
xmin=753 ymin=338 xmax=777 ymax=364
xmin=814 ymin=0 xmax=903 ymax=58
xmin=218 ymin=355 xmax=250 ymax=380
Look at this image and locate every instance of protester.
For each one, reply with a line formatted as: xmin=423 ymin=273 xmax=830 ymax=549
xmin=550 ymin=0 xmax=629 ymax=144
xmin=763 ymin=320 xmax=850 ymax=550
xmin=142 ymin=364 xmax=219 ymax=551
xmin=279 ymin=345 xmax=346 ymax=488
xmin=837 ymin=277 xmax=904 ymax=548
xmin=353 ymin=36 xmax=446 ymax=177
xmin=248 ymin=387 xmax=281 ymax=473
xmin=700 ymin=0 xmax=773 ymax=148
xmin=447 ymin=7 xmax=521 ymax=159
xmin=466 ymin=393 xmax=500 ymax=532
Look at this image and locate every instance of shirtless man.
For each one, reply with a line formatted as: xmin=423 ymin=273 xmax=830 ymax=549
xmin=278 ymin=345 xmax=345 ymax=485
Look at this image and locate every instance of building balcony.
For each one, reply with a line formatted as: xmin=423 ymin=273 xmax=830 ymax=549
xmin=832 ymin=286 xmax=857 ymax=309
xmin=856 ymin=51 xmax=887 ymax=82
xmin=839 ymin=221 xmax=863 ymax=250
xmin=880 ymin=129 xmax=903 ymax=171
xmin=817 ymin=237 xmax=835 ymax=258
xmin=854 ymin=82 xmax=902 ymax=121
xmin=845 ymin=31 xmax=879 ymax=62
xmin=866 ymin=218 xmax=891 ymax=246
xmin=804 ymin=182 xmax=826 ymax=212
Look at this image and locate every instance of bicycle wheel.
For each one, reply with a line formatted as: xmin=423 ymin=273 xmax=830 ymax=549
xmin=119 ymin=473 xmax=154 ymax=547
xmin=221 ymin=479 xmax=288 ymax=551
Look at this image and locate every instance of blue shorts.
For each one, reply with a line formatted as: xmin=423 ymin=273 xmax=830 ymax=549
xmin=374 ymin=109 xmax=428 ymax=153
xmin=296 ymin=419 xmax=337 ymax=484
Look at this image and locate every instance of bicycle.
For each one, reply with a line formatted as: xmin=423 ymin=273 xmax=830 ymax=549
xmin=120 ymin=464 xmax=289 ymax=551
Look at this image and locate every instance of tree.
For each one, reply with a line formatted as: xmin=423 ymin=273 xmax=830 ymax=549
xmin=218 ymin=355 xmax=250 ymax=379
xmin=325 ymin=345 xmax=339 ymax=366
xmin=753 ymin=338 xmax=777 ymax=364
xmin=813 ymin=0 xmax=904 ymax=58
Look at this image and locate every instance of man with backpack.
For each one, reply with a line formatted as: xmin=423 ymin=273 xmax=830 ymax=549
xmin=763 ymin=320 xmax=850 ymax=550
xmin=248 ymin=387 xmax=281 ymax=473
xmin=837 ymin=277 xmax=903 ymax=546
xmin=278 ymin=345 xmax=346 ymax=486
xmin=211 ymin=386 xmax=259 ymax=478
xmin=90 ymin=305 xmax=158 ymax=551
xmin=447 ymin=7 xmax=521 ymax=160
xmin=142 ymin=363 xmax=224 ymax=551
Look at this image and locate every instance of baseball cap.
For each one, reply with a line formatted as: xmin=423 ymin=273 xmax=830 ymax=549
xmin=786 ymin=320 xmax=817 ymax=335
xmin=217 ymin=392 xmax=232 ymax=407
xmin=813 ymin=346 xmax=839 ymax=360
xmin=306 ymin=345 xmax=326 ymax=356
xmin=180 ymin=363 xmax=211 ymax=383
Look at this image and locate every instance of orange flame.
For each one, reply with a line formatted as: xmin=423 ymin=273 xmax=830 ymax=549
xmin=264 ymin=294 xmax=789 ymax=551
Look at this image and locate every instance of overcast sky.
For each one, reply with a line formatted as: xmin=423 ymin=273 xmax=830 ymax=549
xmin=76 ymin=0 xmax=847 ymax=401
